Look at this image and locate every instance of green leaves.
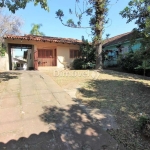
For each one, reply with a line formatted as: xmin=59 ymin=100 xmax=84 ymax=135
xmin=86 ymin=8 xmax=93 ymax=16
xmin=67 ymin=19 xmax=77 ymax=27
xmin=30 ymin=24 xmax=45 ymax=36
xmin=147 ymin=6 xmax=150 ymax=13
xmin=0 ymin=46 xmax=5 ymax=56
xmin=120 ymin=0 xmax=150 ymax=54
xmin=120 ymin=0 xmax=150 ymax=24
xmin=118 ymin=51 xmax=143 ymax=73
xmin=56 ymin=9 xmax=64 ymax=19
xmin=0 ymin=0 xmax=49 ymax=13
xmin=89 ymin=17 xmax=96 ymax=26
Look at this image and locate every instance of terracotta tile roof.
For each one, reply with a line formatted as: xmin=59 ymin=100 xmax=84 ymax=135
xmin=4 ymin=34 xmax=83 ymax=44
xmin=103 ymin=32 xmax=133 ymax=47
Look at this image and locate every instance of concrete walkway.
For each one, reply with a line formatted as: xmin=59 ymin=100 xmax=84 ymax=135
xmin=0 ymin=71 xmax=125 ymax=150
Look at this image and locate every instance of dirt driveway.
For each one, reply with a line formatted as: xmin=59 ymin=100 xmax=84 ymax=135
xmin=0 ymin=71 xmax=125 ymax=150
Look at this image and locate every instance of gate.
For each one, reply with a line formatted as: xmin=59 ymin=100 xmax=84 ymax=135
xmin=34 ymin=50 xmax=38 ymax=70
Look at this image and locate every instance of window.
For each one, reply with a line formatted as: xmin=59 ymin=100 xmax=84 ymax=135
xmin=70 ymin=50 xmax=80 ymax=58
xmin=17 ymin=64 xmax=20 ymax=67
xmin=38 ymin=49 xmax=53 ymax=58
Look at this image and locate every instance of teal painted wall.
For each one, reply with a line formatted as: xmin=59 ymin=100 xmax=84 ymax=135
xmin=103 ymin=40 xmax=141 ymax=52
xmin=103 ymin=40 xmax=141 ymax=67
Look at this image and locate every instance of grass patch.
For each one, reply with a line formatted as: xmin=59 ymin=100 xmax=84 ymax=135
xmin=78 ymin=70 xmax=150 ymax=150
xmin=44 ymin=70 xmax=93 ymax=88
xmin=45 ymin=69 xmax=150 ymax=149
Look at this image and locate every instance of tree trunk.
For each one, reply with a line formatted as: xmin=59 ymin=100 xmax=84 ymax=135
xmin=95 ymin=0 xmax=103 ymax=69
xmin=96 ymin=42 xmax=102 ymax=69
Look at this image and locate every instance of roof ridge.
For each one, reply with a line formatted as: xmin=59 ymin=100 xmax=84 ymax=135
xmin=103 ymin=32 xmax=133 ymax=46
xmin=107 ymin=32 xmax=132 ymax=41
xmin=21 ymin=34 xmax=82 ymax=41
xmin=4 ymin=34 xmax=83 ymax=44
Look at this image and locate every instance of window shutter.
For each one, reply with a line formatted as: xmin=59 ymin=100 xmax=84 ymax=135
xmin=46 ymin=50 xmax=49 ymax=58
xmin=43 ymin=50 xmax=46 ymax=58
xmin=41 ymin=50 xmax=43 ymax=58
xmin=38 ymin=50 xmax=42 ymax=58
xmin=50 ymin=50 xmax=53 ymax=57
xmin=70 ymin=50 xmax=80 ymax=58
xmin=70 ymin=50 xmax=74 ymax=58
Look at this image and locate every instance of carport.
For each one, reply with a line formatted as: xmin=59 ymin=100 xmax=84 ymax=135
xmin=7 ymin=44 xmax=33 ymax=70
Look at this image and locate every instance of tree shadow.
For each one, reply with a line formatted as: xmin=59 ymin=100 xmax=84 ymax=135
xmin=0 ymin=71 xmax=21 ymax=82
xmin=0 ymin=104 xmax=125 ymax=150
xmin=0 ymin=130 xmax=67 ymax=150
xmin=100 ymin=69 xmax=150 ymax=80
xmin=77 ymin=78 xmax=150 ymax=149
xmin=39 ymin=104 xmax=124 ymax=150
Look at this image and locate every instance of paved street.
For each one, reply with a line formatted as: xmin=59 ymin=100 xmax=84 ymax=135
xmin=0 ymin=71 xmax=125 ymax=150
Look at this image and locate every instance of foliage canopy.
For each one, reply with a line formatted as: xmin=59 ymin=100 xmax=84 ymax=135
xmin=0 ymin=0 xmax=49 ymax=13
xmin=0 ymin=8 xmax=23 ymax=56
xmin=120 ymin=0 xmax=150 ymax=51
xmin=30 ymin=24 xmax=45 ymax=36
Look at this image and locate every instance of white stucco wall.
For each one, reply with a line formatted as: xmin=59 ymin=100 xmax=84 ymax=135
xmin=57 ymin=45 xmax=78 ymax=68
xmin=0 ymin=55 xmax=9 ymax=71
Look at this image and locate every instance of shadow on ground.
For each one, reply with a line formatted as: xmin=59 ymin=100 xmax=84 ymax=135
xmin=101 ymin=69 xmax=150 ymax=80
xmin=77 ymin=77 xmax=150 ymax=149
xmin=0 ymin=104 xmax=124 ymax=150
xmin=0 ymin=72 xmax=21 ymax=82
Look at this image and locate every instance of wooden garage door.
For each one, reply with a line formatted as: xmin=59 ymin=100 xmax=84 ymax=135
xmin=38 ymin=49 xmax=56 ymax=66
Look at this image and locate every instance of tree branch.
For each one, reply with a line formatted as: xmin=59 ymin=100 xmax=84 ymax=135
xmin=59 ymin=18 xmax=92 ymax=29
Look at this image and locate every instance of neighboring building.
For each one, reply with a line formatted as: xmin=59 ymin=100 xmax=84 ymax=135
xmin=12 ymin=57 xmax=27 ymax=70
xmin=4 ymin=35 xmax=82 ymax=71
xmin=102 ymin=32 xmax=141 ymax=67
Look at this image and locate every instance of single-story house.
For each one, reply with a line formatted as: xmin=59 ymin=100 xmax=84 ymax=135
xmin=3 ymin=34 xmax=82 ymax=71
xmin=102 ymin=32 xmax=141 ymax=67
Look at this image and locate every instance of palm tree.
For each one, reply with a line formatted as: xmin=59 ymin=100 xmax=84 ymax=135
xmin=30 ymin=24 xmax=45 ymax=36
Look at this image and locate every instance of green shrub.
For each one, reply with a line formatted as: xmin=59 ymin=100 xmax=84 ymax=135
xmin=72 ymin=59 xmax=96 ymax=70
xmin=79 ymin=38 xmax=96 ymax=63
xmin=117 ymin=51 xmax=142 ymax=73
xmin=72 ymin=58 xmax=85 ymax=70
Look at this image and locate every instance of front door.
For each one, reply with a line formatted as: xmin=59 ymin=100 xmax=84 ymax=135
xmin=34 ymin=50 xmax=38 ymax=70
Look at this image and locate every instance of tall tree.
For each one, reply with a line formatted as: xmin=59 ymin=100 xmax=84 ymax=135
xmin=0 ymin=0 xmax=49 ymax=13
xmin=0 ymin=8 xmax=23 ymax=56
xmin=120 ymin=0 xmax=150 ymax=75
xmin=56 ymin=0 xmax=109 ymax=69
xmin=120 ymin=0 xmax=150 ymax=50
xmin=30 ymin=24 xmax=45 ymax=36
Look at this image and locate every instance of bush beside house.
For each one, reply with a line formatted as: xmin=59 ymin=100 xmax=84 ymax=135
xmin=72 ymin=39 xmax=96 ymax=70
xmin=117 ymin=50 xmax=150 ymax=76
xmin=117 ymin=51 xmax=142 ymax=73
